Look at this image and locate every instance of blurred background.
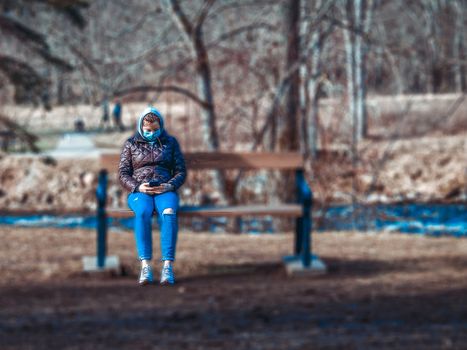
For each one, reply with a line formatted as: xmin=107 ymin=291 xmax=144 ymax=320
xmin=0 ymin=0 xmax=465 ymax=235
xmin=0 ymin=1 xmax=466 ymax=349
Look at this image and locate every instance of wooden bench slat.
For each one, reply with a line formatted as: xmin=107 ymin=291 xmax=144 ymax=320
xmin=107 ymin=204 xmax=302 ymax=218
xmin=101 ymin=151 xmax=304 ymax=170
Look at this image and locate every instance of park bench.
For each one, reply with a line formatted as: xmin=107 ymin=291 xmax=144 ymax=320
xmin=89 ymin=151 xmax=326 ymax=275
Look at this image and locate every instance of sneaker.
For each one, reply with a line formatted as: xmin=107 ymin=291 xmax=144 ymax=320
xmin=139 ymin=265 xmax=154 ymax=285
xmin=160 ymin=264 xmax=175 ymax=285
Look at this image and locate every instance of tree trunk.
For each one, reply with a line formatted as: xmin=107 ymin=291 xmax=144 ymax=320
xmin=298 ymin=8 xmax=310 ymax=158
xmin=343 ymin=0 xmax=356 ymax=145
xmin=354 ymin=0 xmax=365 ymax=141
xmin=163 ymin=0 xmax=229 ymax=205
xmin=299 ymin=0 xmax=322 ymax=160
xmin=193 ymin=27 xmax=229 ymax=204
xmin=343 ymin=0 xmax=359 ymax=228
xmin=280 ymin=0 xmax=301 ymax=153
xmin=423 ymin=0 xmax=441 ymax=93
xmin=278 ymin=0 xmax=301 ymax=208
xmin=193 ymin=28 xmax=220 ymax=151
xmin=307 ymin=27 xmax=323 ymax=159
xmin=344 ymin=0 xmax=371 ymax=142
xmin=452 ymin=0 xmax=465 ymax=92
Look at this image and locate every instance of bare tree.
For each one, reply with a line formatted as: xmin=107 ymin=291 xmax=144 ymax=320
xmin=279 ymin=0 xmax=301 ymax=153
xmin=422 ymin=0 xmax=443 ymax=93
xmin=300 ymin=0 xmax=335 ymax=159
xmin=342 ymin=0 xmax=374 ymax=143
xmin=161 ymin=0 xmax=220 ymax=150
xmin=451 ymin=0 xmax=466 ymax=92
xmin=0 ymin=0 xmax=88 ymax=105
xmin=161 ymin=0 xmax=230 ymax=203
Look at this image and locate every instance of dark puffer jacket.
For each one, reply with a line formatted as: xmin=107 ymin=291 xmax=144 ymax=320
xmin=118 ymin=107 xmax=187 ymax=194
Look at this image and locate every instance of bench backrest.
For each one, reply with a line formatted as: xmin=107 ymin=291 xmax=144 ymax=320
xmin=100 ymin=152 xmax=304 ymax=172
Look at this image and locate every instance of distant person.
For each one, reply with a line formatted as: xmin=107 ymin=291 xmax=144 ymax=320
xmin=41 ymin=90 xmax=51 ymax=111
xmin=118 ymin=106 xmax=187 ymax=286
xmin=112 ymin=99 xmax=125 ymax=132
xmin=99 ymin=98 xmax=110 ymax=131
xmin=74 ymin=118 xmax=85 ymax=132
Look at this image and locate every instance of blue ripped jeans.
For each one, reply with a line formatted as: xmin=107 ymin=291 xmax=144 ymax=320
xmin=127 ymin=191 xmax=179 ymax=262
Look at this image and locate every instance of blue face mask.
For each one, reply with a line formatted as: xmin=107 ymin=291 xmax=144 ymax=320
xmin=143 ymin=129 xmax=161 ymax=141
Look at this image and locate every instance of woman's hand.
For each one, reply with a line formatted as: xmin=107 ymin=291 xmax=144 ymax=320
xmin=153 ymin=183 xmax=175 ymax=194
xmin=138 ymin=182 xmax=174 ymax=194
xmin=137 ymin=182 xmax=153 ymax=194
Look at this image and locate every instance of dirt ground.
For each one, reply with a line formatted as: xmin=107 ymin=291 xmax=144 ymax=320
xmin=0 ymin=227 xmax=466 ymax=349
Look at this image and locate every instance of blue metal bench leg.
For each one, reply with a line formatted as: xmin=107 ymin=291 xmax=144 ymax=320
xmin=96 ymin=169 xmax=108 ymax=268
xmin=302 ymin=196 xmax=312 ymax=268
xmin=83 ymin=169 xmax=119 ymax=273
xmin=295 ymin=216 xmax=303 ymax=255
xmin=282 ymin=169 xmax=326 ymax=274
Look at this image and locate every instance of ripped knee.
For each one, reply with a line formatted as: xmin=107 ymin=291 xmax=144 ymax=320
xmin=162 ymin=208 xmax=176 ymax=215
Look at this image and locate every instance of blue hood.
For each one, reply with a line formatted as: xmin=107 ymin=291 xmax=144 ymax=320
xmin=137 ymin=106 xmax=165 ymax=139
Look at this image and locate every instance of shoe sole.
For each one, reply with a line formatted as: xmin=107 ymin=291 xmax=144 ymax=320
xmin=139 ymin=279 xmax=153 ymax=286
xmin=160 ymin=280 xmax=175 ymax=286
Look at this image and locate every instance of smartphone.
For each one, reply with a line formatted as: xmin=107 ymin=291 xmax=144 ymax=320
xmin=148 ymin=179 xmax=161 ymax=187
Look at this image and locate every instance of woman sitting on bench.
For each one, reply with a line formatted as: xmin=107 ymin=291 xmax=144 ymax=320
xmin=118 ymin=106 xmax=187 ymax=286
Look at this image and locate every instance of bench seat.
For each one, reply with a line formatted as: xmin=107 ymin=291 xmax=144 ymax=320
xmin=107 ymin=204 xmax=303 ymax=218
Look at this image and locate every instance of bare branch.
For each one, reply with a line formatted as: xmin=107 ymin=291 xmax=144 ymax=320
xmin=206 ymin=23 xmax=276 ymax=46
xmin=161 ymin=0 xmax=194 ymax=40
xmin=194 ymin=0 xmax=216 ymax=29
xmin=113 ymin=85 xmax=209 ymax=108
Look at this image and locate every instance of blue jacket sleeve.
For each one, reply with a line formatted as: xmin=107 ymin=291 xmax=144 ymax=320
xmin=167 ymin=137 xmax=187 ymax=191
